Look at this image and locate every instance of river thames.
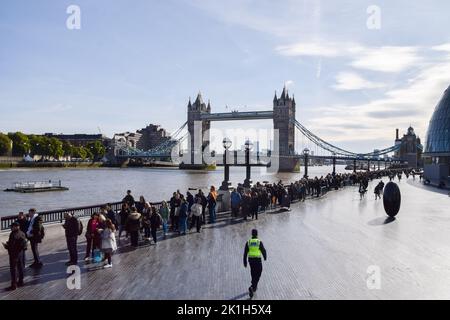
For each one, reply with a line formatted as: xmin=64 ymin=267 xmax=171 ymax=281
xmin=0 ymin=165 xmax=349 ymax=217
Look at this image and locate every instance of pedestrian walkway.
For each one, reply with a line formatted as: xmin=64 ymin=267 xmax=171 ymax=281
xmin=1 ymin=178 xmax=449 ymax=300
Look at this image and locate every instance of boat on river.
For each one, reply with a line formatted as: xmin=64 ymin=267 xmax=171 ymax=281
xmin=4 ymin=180 xmax=69 ymax=193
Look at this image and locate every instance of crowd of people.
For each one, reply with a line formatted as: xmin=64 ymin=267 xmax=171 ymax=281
xmin=2 ymin=167 xmax=415 ymax=291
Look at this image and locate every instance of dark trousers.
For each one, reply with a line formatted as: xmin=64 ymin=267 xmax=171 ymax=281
xmin=66 ymin=236 xmax=78 ymax=263
xmin=249 ymin=259 xmax=263 ymax=291
xmin=191 ymin=215 xmax=202 ymax=232
xmin=150 ymin=228 xmax=157 ymax=243
xmin=9 ymin=253 xmax=24 ymax=287
xmin=202 ymin=206 xmax=206 ymax=224
xmin=30 ymin=239 xmax=41 ymax=264
xmin=85 ymin=236 xmax=93 ymax=258
xmin=231 ymin=206 xmax=240 ymax=217
xmin=144 ymin=226 xmax=151 ymax=238
xmin=251 ymin=209 xmax=258 ymax=220
xmin=130 ymin=231 xmax=139 ymax=247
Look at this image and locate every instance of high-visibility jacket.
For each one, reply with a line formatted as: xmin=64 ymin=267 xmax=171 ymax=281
xmin=248 ymin=238 xmax=262 ymax=258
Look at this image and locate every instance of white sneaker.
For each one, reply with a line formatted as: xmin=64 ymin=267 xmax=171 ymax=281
xmin=103 ymin=263 xmax=112 ymax=269
xmin=84 ymin=257 xmax=91 ymax=262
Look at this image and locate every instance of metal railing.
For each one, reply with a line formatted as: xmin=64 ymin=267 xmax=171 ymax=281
xmin=1 ymin=201 xmax=164 ymax=231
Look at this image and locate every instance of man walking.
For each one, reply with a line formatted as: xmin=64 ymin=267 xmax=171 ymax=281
xmin=26 ymin=208 xmax=44 ymax=268
xmin=243 ymin=229 xmax=267 ymax=298
xmin=62 ymin=212 xmax=83 ymax=266
xmin=2 ymin=222 xmax=27 ymax=291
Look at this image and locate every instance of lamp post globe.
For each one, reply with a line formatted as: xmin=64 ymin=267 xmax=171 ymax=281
xmin=223 ymin=137 xmax=232 ymax=150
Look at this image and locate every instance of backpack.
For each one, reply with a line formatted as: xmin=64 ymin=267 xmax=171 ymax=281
xmin=33 ymin=217 xmax=45 ymax=241
xmin=78 ymin=219 xmax=83 ymax=236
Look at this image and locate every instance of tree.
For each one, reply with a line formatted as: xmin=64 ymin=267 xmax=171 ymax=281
xmin=48 ymin=138 xmax=63 ymax=159
xmin=62 ymin=141 xmax=73 ymax=157
xmin=86 ymin=140 xmax=106 ymax=161
xmin=0 ymin=133 xmax=12 ymax=156
xmin=28 ymin=135 xmax=45 ymax=156
xmin=72 ymin=146 xmax=87 ymax=160
xmin=8 ymin=132 xmax=30 ymax=156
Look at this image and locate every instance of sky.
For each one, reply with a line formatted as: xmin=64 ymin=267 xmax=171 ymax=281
xmin=1 ymin=0 xmax=450 ymax=153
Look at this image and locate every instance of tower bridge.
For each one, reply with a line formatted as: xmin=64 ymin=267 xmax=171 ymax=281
xmin=114 ymin=85 xmax=418 ymax=172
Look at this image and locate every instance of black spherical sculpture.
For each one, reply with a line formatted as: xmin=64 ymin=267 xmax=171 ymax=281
xmin=383 ymin=182 xmax=401 ymax=217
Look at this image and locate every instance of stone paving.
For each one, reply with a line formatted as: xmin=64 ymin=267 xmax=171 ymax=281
xmin=1 ymin=177 xmax=449 ymax=300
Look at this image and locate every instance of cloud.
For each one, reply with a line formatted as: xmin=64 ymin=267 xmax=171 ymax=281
xmin=303 ymin=48 xmax=450 ymax=146
xmin=284 ymin=80 xmax=294 ymax=88
xmin=276 ymin=41 xmax=422 ymax=73
xmin=367 ymin=109 xmax=422 ymax=119
xmin=39 ymin=104 xmax=73 ymax=113
xmin=332 ymin=72 xmax=385 ymax=91
xmin=276 ymin=42 xmax=344 ymax=58
xmin=350 ymin=46 xmax=422 ymax=73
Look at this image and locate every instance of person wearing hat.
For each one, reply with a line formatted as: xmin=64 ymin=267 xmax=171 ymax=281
xmin=2 ymin=222 xmax=27 ymax=291
xmin=243 ymin=229 xmax=267 ymax=298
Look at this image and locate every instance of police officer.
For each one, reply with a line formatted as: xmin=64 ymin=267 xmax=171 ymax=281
xmin=243 ymin=229 xmax=267 ymax=298
xmin=2 ymin=222 xmax=27 ymax=291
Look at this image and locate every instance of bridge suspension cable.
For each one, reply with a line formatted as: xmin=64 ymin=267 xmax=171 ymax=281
xmin=293 ymin=119 xmax=400 ymax=158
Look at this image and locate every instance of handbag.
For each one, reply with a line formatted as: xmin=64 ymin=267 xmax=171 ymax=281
xmin=93 ymin=249 xmax=103 ymax=263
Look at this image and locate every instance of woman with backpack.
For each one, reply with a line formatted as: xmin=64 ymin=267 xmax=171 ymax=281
xmin=126 ymin=207 xmax=142 ymax=248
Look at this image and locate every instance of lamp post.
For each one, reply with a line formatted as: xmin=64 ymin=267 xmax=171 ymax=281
xmin=243 ymin=140 xmax=253 ymax=188
xmin=332 ymin=152 xmax=336 ymax=176
xmin=303 ymin=148 xmax=310 ymax=178
xmin=220 ymin=138 xmax=232 ymax=191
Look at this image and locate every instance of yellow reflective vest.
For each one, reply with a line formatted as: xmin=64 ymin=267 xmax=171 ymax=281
xmin=248 ymin=238 xmax=262 ymax=258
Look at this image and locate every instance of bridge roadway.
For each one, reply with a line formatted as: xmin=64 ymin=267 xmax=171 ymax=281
xmin=1 ymin=178 xmax=449 ymax=300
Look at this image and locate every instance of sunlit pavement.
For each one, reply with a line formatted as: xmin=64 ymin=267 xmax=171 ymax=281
xmin=1 ymin=177 xmax=449 ymax=300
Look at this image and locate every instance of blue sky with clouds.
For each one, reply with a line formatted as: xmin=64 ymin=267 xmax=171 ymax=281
xmin=1 ymin=0 xmax=450 ymax=152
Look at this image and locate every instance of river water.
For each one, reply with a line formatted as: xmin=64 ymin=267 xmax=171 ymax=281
xmin=0 ymin=165 xmax=348 ymax=216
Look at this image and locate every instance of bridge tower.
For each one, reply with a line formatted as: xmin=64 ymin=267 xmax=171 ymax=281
xmin=187 ymin=92 xmax=211 ymax=165
xmin=273 ymin=86 xmax=297 ymax=172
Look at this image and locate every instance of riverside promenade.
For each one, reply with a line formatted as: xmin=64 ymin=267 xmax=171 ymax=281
xmin=1 ymin=178 xmax=449 ymax=300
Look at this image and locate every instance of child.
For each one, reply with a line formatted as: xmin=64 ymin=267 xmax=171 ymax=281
xmin=100 ymin=219 xmax=117 ymax=269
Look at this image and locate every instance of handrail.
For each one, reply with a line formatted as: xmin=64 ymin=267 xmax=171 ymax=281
xmin=1 ymin=200 xmax=164 ymax=231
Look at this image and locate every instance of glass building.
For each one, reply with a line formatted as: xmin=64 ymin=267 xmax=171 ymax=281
xmin=423 ymin=85 xmax=450 ymax=188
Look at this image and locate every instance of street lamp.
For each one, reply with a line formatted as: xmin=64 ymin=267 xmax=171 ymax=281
xmin=303 ymin=148 xmax=310 ymax=178
xmin=243 ymin=140 xmax=253 ymax=188
xmin=332 ymin=152 xmax=337 ymax=176
xmin=220 ymin=138 xmax=232 ymax=191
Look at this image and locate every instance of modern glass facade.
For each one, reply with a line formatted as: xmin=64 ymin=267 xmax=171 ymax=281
xmin=424 ymin=85 xmax=450 ymax=188
xmin=424 ymin=85 xmax=450 ymax=155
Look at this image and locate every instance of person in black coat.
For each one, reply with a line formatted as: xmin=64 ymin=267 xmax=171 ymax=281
xmin=26 ymin=208 xmax=44 ymax=268
xmin=62 ymin=212 xmax=82 ymax=266
xmin=3 ymin=222 xmax=27 ymax=291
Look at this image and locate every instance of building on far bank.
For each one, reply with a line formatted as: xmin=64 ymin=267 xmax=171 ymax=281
xmin=392 ymin=127 xmax=423 ymax=168
xmin=112 ymin=124 xmax=172 ymax=151
xmin=112 ymin=132 xmax=142 ymax=149
xmin=423 ymin=85 xmax=450 ymax=188
xmin=136 ymin=124 xmax=171 ymax=150
xmin=44 ymin=133 xmax=109 ymax=147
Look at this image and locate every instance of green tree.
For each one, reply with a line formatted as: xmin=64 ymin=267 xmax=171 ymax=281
xmin=29 ymin=135 xmax=45 ymax=156
xmin=72 ymin=146 xmax=87 ymax=159
xmin=62 ymin=141 xmax=73 ymax=157
xmin=8 ymin=132 xmax=30 ymax=156
xmin=86 ymin=140 xmax=105 ymax=160
xmin=48 ymin=138 xmax=63 ymax=159
xmin=0 ymin=133 xmax=12 ymax=156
